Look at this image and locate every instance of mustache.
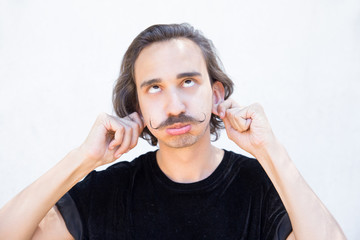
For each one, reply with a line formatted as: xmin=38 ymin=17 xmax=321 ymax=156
xmin=149 ymin=113 xmax=206 ymax=130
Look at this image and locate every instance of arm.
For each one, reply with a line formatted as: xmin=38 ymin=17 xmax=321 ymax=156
xmin=214 ymin=100 xmax=346 ymax=240
xmin=0 ymin=112 xmax=144 ymax=240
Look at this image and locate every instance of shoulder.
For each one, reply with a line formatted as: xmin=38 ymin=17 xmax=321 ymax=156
xmin=223 ymin=150 xmax=272 ymax=189
xmin=72 ymin=151 xmax=156 ymax=193
xmin=97 ymin=150 xmax=156 ymax=180
xmin=224 ymin=150 xmax=264 ymax=172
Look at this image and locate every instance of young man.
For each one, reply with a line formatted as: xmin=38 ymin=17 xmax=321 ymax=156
xmin=0 ymin=24 xmax=345 ymax=239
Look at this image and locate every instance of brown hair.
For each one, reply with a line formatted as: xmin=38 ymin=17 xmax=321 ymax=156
xmin=113 ymin=23 xmax=234 ymax=146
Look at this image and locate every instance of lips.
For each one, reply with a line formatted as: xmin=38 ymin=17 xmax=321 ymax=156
xmin=165 ymin=124 xmax=192 ymax=136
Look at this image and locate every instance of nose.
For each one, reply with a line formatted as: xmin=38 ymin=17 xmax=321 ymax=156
xmin=164 ymin=88 xmax=186 ymax=116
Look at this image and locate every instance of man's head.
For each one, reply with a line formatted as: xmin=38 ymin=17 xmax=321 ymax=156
xmin=113 ymin=23 xmax=233 ymax=146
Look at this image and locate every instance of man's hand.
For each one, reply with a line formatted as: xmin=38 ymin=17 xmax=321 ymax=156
xmin=214 ymin=99 xmax=347 ymax=240
xmin=79 ymin=112 xmax=144 ymax=168
xmin=213 ymin=99 xmax=276 ymax=158
xmin=0 ymin=112 xmax=144 ymax=240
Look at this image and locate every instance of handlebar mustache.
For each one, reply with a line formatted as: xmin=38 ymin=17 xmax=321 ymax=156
xmin=149 ymin=113 xmax=206 ymax=130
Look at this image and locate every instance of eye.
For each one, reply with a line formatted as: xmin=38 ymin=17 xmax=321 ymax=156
xmin=148 ymin=85 xmax=161 ymax=94
xmin=183 ymin=79 xmax=195 ymax=88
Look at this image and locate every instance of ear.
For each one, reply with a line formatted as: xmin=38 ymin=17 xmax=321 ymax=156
xmin=212 ymin=81 xmax=225 ymax=115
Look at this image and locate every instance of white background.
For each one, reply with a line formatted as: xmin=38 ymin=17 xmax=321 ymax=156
xmin=0 ymin=0 xmax=359 ymax=238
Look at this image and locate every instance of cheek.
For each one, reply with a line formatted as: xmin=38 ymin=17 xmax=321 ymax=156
xmin=138 ymin=93 xmax=152 ymax=112
xmin=137 ymin=97 xmax=150 ymax=122
xmin=193 ymin=89 xmax=213 ymax=112
xmin=140 ymin=102 xmax=163 ymax=127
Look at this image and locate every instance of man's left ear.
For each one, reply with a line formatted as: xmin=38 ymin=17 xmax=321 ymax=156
xmin=212 ymin=81 xmax=225 ymax=114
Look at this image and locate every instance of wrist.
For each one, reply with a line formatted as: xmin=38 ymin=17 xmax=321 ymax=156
xmin=253 ymin=135 xmax=280 ymax=158
xmin=65 ymin=148 xmax=98 ymax=179
xmin=253 ymin=138 xmax=291 ymax=172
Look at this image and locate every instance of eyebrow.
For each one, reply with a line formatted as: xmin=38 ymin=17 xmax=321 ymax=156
xmin=140 ymin=78 xmax=161 ymax=89
xmin=140 ymin=72 xmax=202 ymax=89
xmin=176 ymin=71 xmax=202 ymax=79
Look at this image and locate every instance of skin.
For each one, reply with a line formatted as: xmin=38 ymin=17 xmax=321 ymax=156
xmin=134 ymin=38 xmax=225 ymax=182
xmin=0 ymin=38 xmax=346 ymax=239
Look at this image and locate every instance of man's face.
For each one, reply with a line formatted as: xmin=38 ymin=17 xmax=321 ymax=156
xmin=134 ymin=38 xmax=222 ymax=148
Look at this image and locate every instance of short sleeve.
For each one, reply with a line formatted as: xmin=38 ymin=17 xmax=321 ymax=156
xmin=55 ymin=160 xmax=135 ymax=240
xmin=56 ymin=170 xmax=98 ymax=240
xmin=261 ymin=183 xmax=293 ymax=240
xmin=56 ymin=193 xmax=83 ymax=240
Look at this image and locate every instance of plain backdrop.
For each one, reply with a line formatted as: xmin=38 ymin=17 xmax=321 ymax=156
xmin=0 ymin=0 xmax=359 ymax=239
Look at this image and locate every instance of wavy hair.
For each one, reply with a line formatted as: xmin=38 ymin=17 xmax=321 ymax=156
xmin=113 ymin=23 xmax=234 ymax=146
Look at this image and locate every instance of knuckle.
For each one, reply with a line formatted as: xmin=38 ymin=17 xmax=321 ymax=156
xmin=129 ymin=112 xmax=139 ymax=120
xmin=239 ymin=124 xmax=247 ymax=131
xmin=132 ymin=112 xmax=140 ymax=118
xmin=130 ymin=140 xmax=137 ymax=149
xmin=227 ymin=109 xmax=235 ymax=117
xmin=129 ymin=120 xmax=137 ymax=128
xmin=118 ymin=125 xmax=125 ymax=133
xmin=253 ymin=102 xmax=263 ymax=110
xmin=134 ymin=125 xmax=141 ymax=134
xmin=98 ymin=112 xmax=108 ymax=120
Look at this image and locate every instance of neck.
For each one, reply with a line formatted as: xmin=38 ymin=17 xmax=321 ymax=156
xmin=156 ymin=133 xmax=224 ymax=183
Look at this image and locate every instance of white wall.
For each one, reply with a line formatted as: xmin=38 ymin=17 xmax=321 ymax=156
xmin=0 ymin=0 xmax=359 ymax=238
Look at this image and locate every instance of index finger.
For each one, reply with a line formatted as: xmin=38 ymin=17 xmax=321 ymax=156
xmin=126 ymin=112 xmax=145 ymax=132
xmin=217 ymin=99 xmax=241 ymax=119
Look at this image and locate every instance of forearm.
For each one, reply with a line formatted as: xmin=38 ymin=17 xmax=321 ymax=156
xmin=0 ymin=148 xmax=94 ymax=239
xmin=255 ymin=140 xmax=346 ymax=240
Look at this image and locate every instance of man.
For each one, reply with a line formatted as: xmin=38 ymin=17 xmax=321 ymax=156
xmin=0 ymin=23 xmax=345 ymax=239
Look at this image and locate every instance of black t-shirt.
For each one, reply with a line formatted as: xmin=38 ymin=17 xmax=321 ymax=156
xmin=56 ymin=150 xmax=292 ymax=240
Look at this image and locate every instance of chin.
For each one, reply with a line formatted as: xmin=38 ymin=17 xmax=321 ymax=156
xmin=160 ymin=134 xmax=199 ymax=149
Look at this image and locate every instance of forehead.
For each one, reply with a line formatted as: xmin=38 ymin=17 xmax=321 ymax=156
xmin=134 ymin=38 xmax=207 ymax=84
